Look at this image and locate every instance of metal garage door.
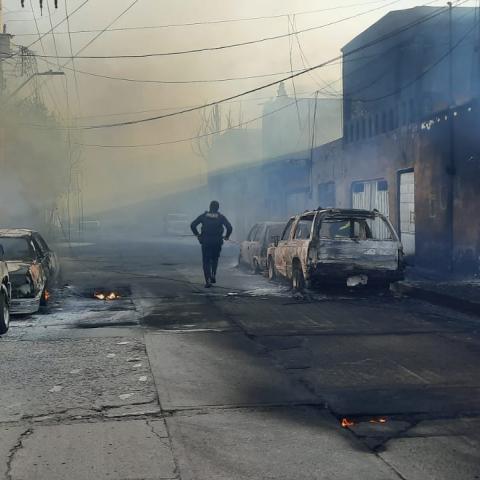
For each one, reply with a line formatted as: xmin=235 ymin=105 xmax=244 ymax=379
xmin=399 ymin=171 xmax=415 ymax=256
xmin=352 ymin=179 xmax=390 ymax=239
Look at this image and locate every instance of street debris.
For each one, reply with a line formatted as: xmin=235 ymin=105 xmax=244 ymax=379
xmin=119 ymin=393 xmax=134 ymax=400
xmin=106 ymin=353 xmax=116 ymax=358
xmin=48 ymin=385 xmax=63 ymax=393
xmin=139 ymin=376 xmax=148 ymax=382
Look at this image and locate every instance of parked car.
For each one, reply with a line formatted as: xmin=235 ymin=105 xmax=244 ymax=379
xmin=267 ymin=208 xmax=404 ymax=290
xmin=0 ymin=229 xmax=59 ymax=314
xmin=239 ymin=222 xmax=286 ymax=273
xmin=0 ymin=245 xmax=11 ymax=334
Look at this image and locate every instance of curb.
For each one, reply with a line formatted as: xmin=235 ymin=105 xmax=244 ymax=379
xmin=391 ymin=281 xmax=480 ymax=318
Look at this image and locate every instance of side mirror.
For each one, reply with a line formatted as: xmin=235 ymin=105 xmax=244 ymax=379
xmin=0 ymin=245 xmax=4 ymax=260
xmin=271 ymin=236 xmax=280 ymax=247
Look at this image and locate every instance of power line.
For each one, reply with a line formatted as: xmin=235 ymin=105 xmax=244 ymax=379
xmin=8 ymin=0 xmax=397 ymax=35
xmin=73 ymin=20 xmax=477 ymax=149
xmin=75 ymin=95 xmax=312 ymax=148
xmin=76 ymin=2 xmax=465 ymax=130
xmin=30 ymin=0 xmax=402 ymax=60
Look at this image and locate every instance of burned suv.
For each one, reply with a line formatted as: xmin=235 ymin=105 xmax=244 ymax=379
xmin=267 ymin=208 xmax=404 ymax=290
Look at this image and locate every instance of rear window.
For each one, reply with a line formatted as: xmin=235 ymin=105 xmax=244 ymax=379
xmin=319 ymin=216 xmax=393 ymax=241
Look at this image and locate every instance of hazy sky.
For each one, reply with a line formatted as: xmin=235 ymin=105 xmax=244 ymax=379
xmin=2 ymin=0 xmax=470 ymax=212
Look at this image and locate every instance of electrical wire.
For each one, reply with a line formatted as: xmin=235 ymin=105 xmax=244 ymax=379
xmin=8 ymin=0 xmax=399 ymax=35
xmin=75 ymin=2 xmax=466 ymax=130
xmin=30 ymin=0 xmax=402 ymax=60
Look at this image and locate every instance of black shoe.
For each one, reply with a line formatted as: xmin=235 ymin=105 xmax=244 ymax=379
xmin=211 ymin=276 xmax=216 ymax=284
xmin=205 ymin=281 xmax=212 ymax=288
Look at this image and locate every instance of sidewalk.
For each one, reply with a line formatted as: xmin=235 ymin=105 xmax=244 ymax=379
xmin=392 ymin=278 xmax=480 ymax=317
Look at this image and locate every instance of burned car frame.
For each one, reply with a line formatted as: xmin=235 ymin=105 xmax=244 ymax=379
xmin=0 ymin=246 xmax=11 ymax=334
xmin=267 ymin=208 xmax=404 ymax=290
xmin=0 ymin=229 xmax=59 ymax=314
xmin=239 ymin=221 xmax=286 ymax=273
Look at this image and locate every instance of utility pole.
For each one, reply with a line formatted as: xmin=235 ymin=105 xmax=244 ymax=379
xmin=447 ymin=1 xmax=455 ymax=273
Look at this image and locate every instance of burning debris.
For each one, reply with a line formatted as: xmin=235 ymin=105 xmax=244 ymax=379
xmin=341 ymin=417 xmax=388 ymax=428
xmin=341 ymin=418 xmax=355 ymax=428
xmin=94 ymin=291 xmax=121 ymax=301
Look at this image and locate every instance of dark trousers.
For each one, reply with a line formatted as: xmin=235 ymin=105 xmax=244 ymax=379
xmin=201 ymin=243 xmax=222 ymax=282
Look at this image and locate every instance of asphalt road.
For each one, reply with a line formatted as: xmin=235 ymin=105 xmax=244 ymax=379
xmin=1 ymin=236 xmax=479 ymax=480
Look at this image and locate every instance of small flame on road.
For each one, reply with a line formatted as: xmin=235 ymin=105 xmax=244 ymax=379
xmin=94 ymin=291 xmax=121 ymax=301
xmin=369 ymin=417 xmax=388 ymax=424
xmin=341 ymin=418 xmax=355 ymax=428
xmin=44 ymin=289 xmax=50 ymax=301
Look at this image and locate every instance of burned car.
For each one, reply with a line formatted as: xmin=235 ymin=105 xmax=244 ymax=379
xmin=0 ymin=229 xmax=59 ymax=314
xmin=239 ymin=221 xmax=286 ymax=273
xmin=267 ymin=208 xmax=404 ymax=290
xmin=0 ymin=247 xmax=11 ymax=334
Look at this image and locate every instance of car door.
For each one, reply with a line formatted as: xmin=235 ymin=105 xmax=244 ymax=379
xmin=31 ymin=234 xmax=56 ymax=282
xmin=241 ymin=225 xmax=258 ymax=267
xmin=275 ymin=218 xmax=296 ymax=277
xmin=250 ymin=224 xmax=265 ymax=266
xmin=287 ymin=214 xmax=315 ymax=278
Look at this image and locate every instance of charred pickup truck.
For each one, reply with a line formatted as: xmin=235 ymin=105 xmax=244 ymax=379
xmin=267 ymin=208 xmax=404 ymax=290
xmin=0 ymin=229 xmax=59 ymax=314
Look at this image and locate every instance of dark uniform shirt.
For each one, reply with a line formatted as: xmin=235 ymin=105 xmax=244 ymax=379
xmin=191 ymin=212 xmax=233 ymax=245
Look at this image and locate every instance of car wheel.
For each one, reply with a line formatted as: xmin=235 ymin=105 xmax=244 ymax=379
xmin=267 ymin=257 xmax=276 ymax=281
xmin=292 ymin=262 xmax=306 ymax=292
xmin=0 ymin=291 xmax=10 ymax=335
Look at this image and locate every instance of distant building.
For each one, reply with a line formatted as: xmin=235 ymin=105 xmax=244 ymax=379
xmin=343 ymin=6 xmax=479 ymax=143
xmin=262 ymin=82 xmax=342 ymax=159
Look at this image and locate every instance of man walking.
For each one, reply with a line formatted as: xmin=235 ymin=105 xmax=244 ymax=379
xmin=191 ymin=201 xmax=233 ymax=288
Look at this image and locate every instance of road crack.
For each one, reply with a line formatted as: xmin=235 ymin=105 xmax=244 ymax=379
xmin=5 ymin=427 xmax=33 ymax=480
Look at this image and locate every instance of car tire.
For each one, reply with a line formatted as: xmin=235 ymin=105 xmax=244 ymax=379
xmin=292 ymin=262 xmax=306 ymax=292
xmin=267 ymin=257 xmax=276 ymax=281
xmin=0 ymin=291 xmax=10 ymax=335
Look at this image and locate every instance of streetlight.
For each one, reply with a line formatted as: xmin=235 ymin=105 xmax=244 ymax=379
xmin=6 ymin=70 xmax=64 ymax=100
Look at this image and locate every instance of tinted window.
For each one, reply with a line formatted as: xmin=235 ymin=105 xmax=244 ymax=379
xmin=0 ymin=237 xmax=35 ymax=261
xmin=281 ymin=219 xmax=295 ymax=240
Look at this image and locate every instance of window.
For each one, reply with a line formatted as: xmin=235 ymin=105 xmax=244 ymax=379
xmin=253 ymin=225 xmax=263 ymax=242
xmin=360 ymin=118 xmax=366 ymax=139
xmin=319 ymin=216 xmax=392 ymax=241
xmin=368 ymin=117 xmax=373 ymax=137
xmin=281 ymin=219 xmax=295 ymax=240
xmin=355 ymin=121 xmax=360 ymax=141
xmin=352 ymin=182 xmax=365 ymax=194
xmin=374 ymin=113 xmax=379 ymax=135
xmin=247 ymin=225 xmax=258 ymax=241
xmin=382 ymin=112 xmax=387 ymax=133
xmin=294 ymin=216 xmax=314 ymax=240
xmin=377 ymin=180 xmax=388 ymax=191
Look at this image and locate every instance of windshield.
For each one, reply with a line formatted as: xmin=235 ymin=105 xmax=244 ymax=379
xmin=0 ymin=237 xmax=35 ymax=261
xmin=318 ymin=216 xmax=393 ymax=241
